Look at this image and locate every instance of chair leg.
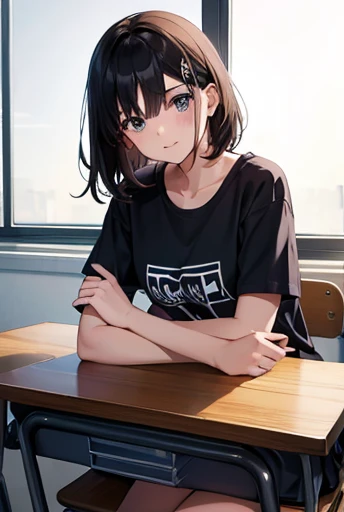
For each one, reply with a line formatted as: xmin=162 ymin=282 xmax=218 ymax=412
xmin=300 ymin=455 xmax=319 ymax=512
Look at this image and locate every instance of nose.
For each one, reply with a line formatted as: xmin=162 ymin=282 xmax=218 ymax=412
xmin=157 ymin=125 xmax=165 ymax=136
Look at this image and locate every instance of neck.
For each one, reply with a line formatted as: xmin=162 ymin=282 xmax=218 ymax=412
xmin=178 ymin=125 xmax=219 ymax=175
xmin=172 ymin=128 xmax=225 ymax=195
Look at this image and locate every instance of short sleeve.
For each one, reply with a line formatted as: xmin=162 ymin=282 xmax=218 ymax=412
xmin=74 ymin=198 xmax=140 ymax=314
xmin=237 ymin=198 xmax=300 ymax=298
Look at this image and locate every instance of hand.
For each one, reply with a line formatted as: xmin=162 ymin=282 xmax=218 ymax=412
xmin=214 ymin=331 xmax=293 ymax=377
xmin=72 ymin=264 xmax=135 ymax=329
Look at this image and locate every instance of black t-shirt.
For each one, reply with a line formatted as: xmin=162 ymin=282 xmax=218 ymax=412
xmin=79 ymin=152 xmax=321 ymax=360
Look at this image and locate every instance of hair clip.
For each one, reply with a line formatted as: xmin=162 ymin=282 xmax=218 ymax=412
xmin=180 ymin=57 xmax=192 ymax=83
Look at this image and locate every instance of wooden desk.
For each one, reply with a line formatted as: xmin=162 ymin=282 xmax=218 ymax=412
xmin=0 ymin=323 xmax=344 ymax=456
xmin=1 ymin=323 xmax=344 ymax=512
xmin=0 ymin=322 xmax=76 ymax=373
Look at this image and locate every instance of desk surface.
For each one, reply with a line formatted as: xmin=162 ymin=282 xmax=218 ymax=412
xmin=0 ymin=323 xmax=344 ymax=456
xmin=0 ymin=322 xmax=76 ymax=372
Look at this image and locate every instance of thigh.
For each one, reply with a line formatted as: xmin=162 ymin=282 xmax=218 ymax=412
xmin=175 ymin=491 xmax=261 ymax=511
xmin=117 ymin=480 xmax=193 ymax=512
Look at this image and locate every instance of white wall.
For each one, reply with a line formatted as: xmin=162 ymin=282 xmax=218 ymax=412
xmin=0 ymin=271 xmax=82 ymax=332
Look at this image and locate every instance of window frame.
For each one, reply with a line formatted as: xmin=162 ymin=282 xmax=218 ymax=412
xmin=1 ymin=0 xmax=343 ymax=259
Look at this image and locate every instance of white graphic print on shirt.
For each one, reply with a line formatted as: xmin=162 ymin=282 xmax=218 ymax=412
xmin=146 ymin=261 xmax=234 ymax=319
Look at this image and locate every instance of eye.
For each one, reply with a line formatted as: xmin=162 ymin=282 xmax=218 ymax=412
xmin=171 ymin=93 xmax=193 ymax=113
xmin=123 ymin=116 xmax=146 ymax=132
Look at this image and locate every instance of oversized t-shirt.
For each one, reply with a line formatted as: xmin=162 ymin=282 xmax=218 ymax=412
xmin=79 ymin=152 xmax=321 ymax=360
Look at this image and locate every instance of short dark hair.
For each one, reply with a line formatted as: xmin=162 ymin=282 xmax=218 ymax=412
xmin=77 ymin=11 xmax=244 ymax=203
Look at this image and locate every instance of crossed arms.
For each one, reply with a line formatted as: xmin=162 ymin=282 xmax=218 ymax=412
xmin=74 ymin=264 xmax=292 ymax=377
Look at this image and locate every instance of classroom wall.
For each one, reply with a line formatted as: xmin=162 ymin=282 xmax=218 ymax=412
xmin=0 ymin=271 xmax=82 ymax=332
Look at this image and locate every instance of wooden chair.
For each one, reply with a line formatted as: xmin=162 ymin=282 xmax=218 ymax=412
xmin=57 ymin=279 xmax=344 ymax=512
xmin=57 ymin=470 xmax=134 ymax=512
xmin=300 ymin=279 xmax=344 ymax=338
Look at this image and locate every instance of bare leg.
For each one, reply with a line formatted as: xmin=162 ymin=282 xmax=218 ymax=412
xmin=117 ymin=480 xmax=194 ymax=512
xmin=117 ymin=482 xmax=262 ymax=512
xmin=117 ymin=480 xmax=338 ymax=512
xmin=176 ymin=490 xmax=343 ymax=512
xmin=175 ymin=491 xmax=261 ymax=511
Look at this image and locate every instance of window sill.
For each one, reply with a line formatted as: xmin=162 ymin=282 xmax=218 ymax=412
xmin=0 ymin=244 xmax=343 ymax=283
xmin=0 ymin=242 xmax=91 ymax=275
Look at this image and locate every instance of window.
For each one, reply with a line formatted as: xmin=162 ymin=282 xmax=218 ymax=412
xmin=231 ymin=0 xmax=344 ymax=256
xmin=2 ymin=0 xmax=343 ymax=258
xmin=12 ymin=0 xmax=203 ymax=228
xmin=3 ymin=0 xmax=220 ymax=242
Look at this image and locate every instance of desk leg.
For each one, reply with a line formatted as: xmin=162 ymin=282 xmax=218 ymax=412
xmin=0 ymin=399 xmax=12 ymax=512
xmin=18 ymin=415 xmax=49 ymax=512
xmin=300 ymin=454 xmax=319 ymax=512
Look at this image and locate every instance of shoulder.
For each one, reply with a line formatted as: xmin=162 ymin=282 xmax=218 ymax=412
xmin=240 ymin=153 xmax=289 ymax=194
xmin=238 ymin=153 xmax=292 ymax=212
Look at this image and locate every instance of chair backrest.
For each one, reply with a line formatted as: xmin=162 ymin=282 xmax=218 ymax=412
xmin=300 ymin=279 xmax=344 ymax=338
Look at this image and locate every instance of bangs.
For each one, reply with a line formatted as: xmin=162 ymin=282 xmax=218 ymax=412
xmin=109 ymin=31 xmax=184 ymax=121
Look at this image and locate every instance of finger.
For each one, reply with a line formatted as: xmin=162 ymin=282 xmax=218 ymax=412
xmin=247 ymin=365 xmax=268 ymax=377
xmin=275 ymin=337 xmax=289 ymax=350
xmin=259 ymin=337 xmax=286 ymax=361
xmin=252 ymin=353 xmax=276 ymax=371
xmin=251 ymin=330 xmax=287 ymax=341
xmin=80 ymin=281 xmax=102 ymax=290
xmin=264 ymin=332 xmax=288 ymax=345
xmin=72 ymin=297 xmax=92 ymax=307
xmin=78 ymin=289 xmax=97 ymax=299
xmin=271 ymin=337 xmax=293 ymax=352
xmin=84 ymin=276 xmax=102 ymax=281
xmin=91 ymin=263 xmax=118 ymax=287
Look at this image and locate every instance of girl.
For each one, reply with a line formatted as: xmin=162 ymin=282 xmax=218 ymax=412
xmin=72 ymin=10 xmax=341 ymax=511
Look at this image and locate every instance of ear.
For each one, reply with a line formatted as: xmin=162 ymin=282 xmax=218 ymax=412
xmin=204 ymin=83 xmax=220 ymax=117
xmin=122 ymin=133 xmax=134 ymax=150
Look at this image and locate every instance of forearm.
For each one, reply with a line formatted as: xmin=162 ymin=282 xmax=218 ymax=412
xmin=147 ymin=305 xmax=251 ymax=341
xmin=127 ymin=307 xmax=228 ymax=367
xmin=78 ymin=323 xmax=196 ymax=365
xmin=159 ymin=294 xmax=280 ymax=340
xmin=173 ymin=317 xmax=252 ymax=340
xmin=149 ymin=294 xmax=280 ymax=341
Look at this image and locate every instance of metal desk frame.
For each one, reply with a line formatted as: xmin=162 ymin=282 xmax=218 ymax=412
xmin=11 ymin=409 xmax=320 ymax=512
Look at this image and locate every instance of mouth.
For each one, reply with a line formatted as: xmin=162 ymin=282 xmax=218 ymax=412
xmin=164 ymin=141 xmax=178 ymax=149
